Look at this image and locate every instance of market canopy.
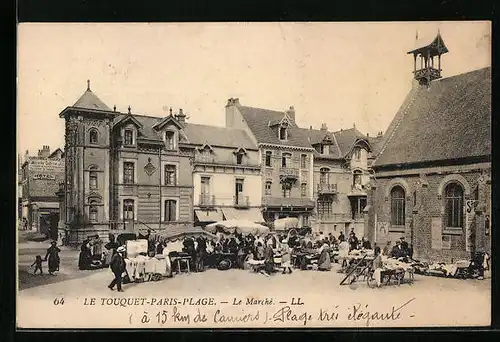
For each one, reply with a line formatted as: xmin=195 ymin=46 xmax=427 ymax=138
xmin=221 ymin=207 xmax=265 ymax=223
xmin=205 ymin=220 xmax=270 ymax=236
xmin=273 ymin=217 xmax=299 ymax=231
xmin=152 ymin=226 xmax=218 ymax=242
xmin=194 ymin=208 xmax=223 ymax=223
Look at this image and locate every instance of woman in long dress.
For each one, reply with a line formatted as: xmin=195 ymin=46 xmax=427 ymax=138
xmin=280 ymin=240 xmax=292 ymax=274
xmin=317 ymin=242 xmax=331 ymax=271
xmin=45 ymin=241 xmax=61 ymax=275
xmin=78 ymin=238 xmax=92 ymax=270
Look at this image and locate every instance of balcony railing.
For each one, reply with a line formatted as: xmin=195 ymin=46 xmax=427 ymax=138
xmin=317 ymin=183 xmax=338 ymax=194
xmin=279 ymin=167 xmax=299 ymax=181
xmin=234 ymin=195 xmax=250 ymax=208
xmin=199 ymin=194 xmax=215 ymax=207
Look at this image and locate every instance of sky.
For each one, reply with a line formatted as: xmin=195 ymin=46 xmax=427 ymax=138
xmin=17 ymin=21 xmax=491 ymax=157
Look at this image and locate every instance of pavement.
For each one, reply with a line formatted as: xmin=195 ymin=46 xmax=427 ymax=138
xmin=17 ymin=258 xmax=491 ymax=328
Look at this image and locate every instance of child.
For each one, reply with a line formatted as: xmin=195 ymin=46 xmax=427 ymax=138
xmin=372 ymin=246 xmax=383 ymax=288
xmin=31 ymin=255 xmax=44 ymax=275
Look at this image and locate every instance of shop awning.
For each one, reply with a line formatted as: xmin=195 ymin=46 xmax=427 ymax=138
xmin=221 ymin=207 xmax=265 ymax=223
xmin=31 ymin=202 xmax=59 ymax=209
xmin=194 ymin=208 xmax=223 ymax=222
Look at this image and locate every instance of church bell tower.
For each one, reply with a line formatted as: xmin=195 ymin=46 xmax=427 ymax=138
xmin=408 ymin=31 xmax=449 ymax=85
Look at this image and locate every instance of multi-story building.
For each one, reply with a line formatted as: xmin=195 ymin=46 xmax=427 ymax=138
xmin=367 ymin=33 xmax=491 ymax=262
xmin=59 ymin=82 xmax=195 ymax=244
xmin=225 ymin=99 xmax=315 ymax=227
xmin=187 ymin=124 xmax=263 ymax=226
xmin=301 ymin=124 xmax=373 ymax=237
xmin=21 ymin=146 xmax=65 ymax=238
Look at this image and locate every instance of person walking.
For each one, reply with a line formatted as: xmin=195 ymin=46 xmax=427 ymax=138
xmin=108 ymin=246 xmax=126 ymax=292
xmin=44 ymin=241 xmax=60 ymax=276
xmin=280 ymin=239 xmax=292 ymax=274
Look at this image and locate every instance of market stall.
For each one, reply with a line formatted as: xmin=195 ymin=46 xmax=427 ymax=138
xmin=122 ymin=239 xmax=172 ymax=283
xmin=205 ymin=220 xmax=270 ymax=236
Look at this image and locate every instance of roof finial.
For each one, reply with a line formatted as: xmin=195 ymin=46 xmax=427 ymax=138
xmin=128 ymin=105 xmax=131 ymax=114
xmin=169 ymin=107 xmax=172 ymax=116
xmin=113 ymin=105 xmax=116 ymax=112
xmin=353 ymin=122 xmax=356 ymax=128
xmin=87 ymin=79 xmax=90 ymax=91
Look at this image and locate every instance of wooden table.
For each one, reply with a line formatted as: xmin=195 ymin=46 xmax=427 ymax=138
xmin=171 ymin=256 xmax=191 ymax=274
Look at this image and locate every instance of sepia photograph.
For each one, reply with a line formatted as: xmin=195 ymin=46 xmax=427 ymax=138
xmin=16 ymin=21 xmax=491 ymax=329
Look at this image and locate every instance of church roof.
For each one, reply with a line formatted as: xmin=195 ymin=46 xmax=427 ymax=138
xmin=373 ymin=67 xmax=491 ymax=168
xmin=72 ymin=89 xmax=113 ymax=112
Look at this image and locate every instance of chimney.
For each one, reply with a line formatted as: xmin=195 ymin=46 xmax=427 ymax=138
xmin=320 ymin=123 xmax=328 ymax=131
xmin=177 ymin=108 xmax=186 ymax=126
xmin=366 ymin=133 xmax=369 ymax=137
xmin=309 ymin=125 xmax=312 ymax=130
xmin=286 ymin=105 xmax=295 ymax=122
xmin=226 ymin=98 xmax=241 ymax=107
xmin=377 ymin=131 xmax=383 ymax=137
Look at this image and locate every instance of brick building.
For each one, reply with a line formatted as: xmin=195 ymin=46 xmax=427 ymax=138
xmin=367 ymin=34 xmax=491 ymax=262
xmin=59 ymin=82 xmax=196 ymax=244
xmin=21 ymin=146 xmax=65 ymax=238
xmin=188 ymin=124 xmax=263 ymax=226
xmin=301 ymin=125 xmax=374 ymax=237
xmin=225 ymin=99 xmax=315 ymax=227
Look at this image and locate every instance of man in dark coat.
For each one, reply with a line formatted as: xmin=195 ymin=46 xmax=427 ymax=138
xmin=108 ymin=246 xmax=126 ymax=292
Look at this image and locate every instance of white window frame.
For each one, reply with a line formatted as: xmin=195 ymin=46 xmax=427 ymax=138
xmin=123 ymin=128 xmax=136 ymax=147
xmin=120 ymin=159 xmax=138 ymax=184
xmin=119 ymin=196 xmax=138 ymax=221
xmin=164 ymin=130 xmax=177 ymax=150
xmin=161 ymin=161 xmax=179 ymax=186
xmin=265 ymin=181 xmax=272 ymax=196
xmin=265 ymin=151 xmax=272 ymax=167
xmin=161 ymin=197 xmax=179 ymax=222
xmin=89 ymin=128 xmax=99 ymax=145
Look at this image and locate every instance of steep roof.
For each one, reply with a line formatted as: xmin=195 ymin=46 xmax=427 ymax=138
xmin=374 ymin=67 xmax=491 ymax=167
xmin=183 ymin=124 xmax=257 ymax=150
xmin=72 ymin=89 xmax=112 ymax=112
xmin=237 ymin=105 xmax=313 ymax=148
xmin=333 ymin=127 xmax=370 ymax=157
xmin=111 ymin=113 xmax=257 ymax=149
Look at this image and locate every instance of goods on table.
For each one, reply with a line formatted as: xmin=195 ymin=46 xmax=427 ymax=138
xmin=123 ymin=253 xmax=171 ymax=283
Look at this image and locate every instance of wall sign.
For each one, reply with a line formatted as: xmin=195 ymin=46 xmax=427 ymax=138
xmin=465 ymin=200 xmax=477 ymax=252
xmin=431 ymin=217 xmax=442 ymax=250
xmin=32 ymin=174 xmax=56 ymax=180
xmin=29 ymin=159 xmax=64 ymax=173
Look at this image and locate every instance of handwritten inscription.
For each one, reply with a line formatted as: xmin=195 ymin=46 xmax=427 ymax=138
xmin=80 ymin=296 xmax=416 ymax=327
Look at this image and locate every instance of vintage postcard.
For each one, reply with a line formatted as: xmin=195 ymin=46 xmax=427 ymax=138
xmin=17 ymin=21 xmax=491 ymax=329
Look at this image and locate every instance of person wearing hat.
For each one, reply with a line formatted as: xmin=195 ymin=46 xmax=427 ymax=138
xmin=44 ymin=241 xmax=61 ymax=276
xmin=108 ymin=246 xmax=126 ymax=292
xmin=400 ymin=236 xmax=409 ymax=255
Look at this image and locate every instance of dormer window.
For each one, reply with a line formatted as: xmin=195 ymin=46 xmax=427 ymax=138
xmin=165 ymin=131 xmax=176 ymax=150
xmin=279 ymin=126 xmax=287 ymax=140
xmin=233 ymin=147 xmax=246 ymax=165
xmin=124 ymin=129 xmax=134 ymax=146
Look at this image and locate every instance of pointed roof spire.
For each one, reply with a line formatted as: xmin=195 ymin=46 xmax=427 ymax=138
xmin=128 ymin=105 xmax=131 ymax=114
xmin=169 ymin=107 xmax=173 ymax=116
xmin=72 ymin=83 xmax=112 ymax=111
xmin=113 ymin=105 xmax=116 ymax=112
